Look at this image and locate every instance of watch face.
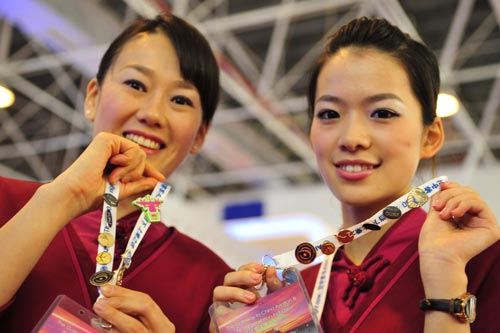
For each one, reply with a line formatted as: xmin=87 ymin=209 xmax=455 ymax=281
xmin=464 ymin=294 xmax=477 ymax=323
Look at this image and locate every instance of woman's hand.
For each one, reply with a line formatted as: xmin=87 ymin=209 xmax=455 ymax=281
xmin=93 ymin=285 xmax=175 ymax=333
xmin=53 ymin=132 xmax=165 ymax=216
xmin=209 ymin=263 xmax=283 ymax=332
xmin=419 ymin=181 xmax=499 ymax=267
xmin=419 ymin=181 xmax=500 ymax=299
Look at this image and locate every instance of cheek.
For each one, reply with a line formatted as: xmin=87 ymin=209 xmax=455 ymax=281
xmin=171 ymin=115 xmax=203 ymax=145
xmin=309 ymin=126 xmax=332 ymax=160
xmin=94 ymin=99 xmax=127 ymax=131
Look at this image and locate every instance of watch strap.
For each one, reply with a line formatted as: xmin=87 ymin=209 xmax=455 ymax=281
xmin=418 ymin=293 xmax=476 ymax=323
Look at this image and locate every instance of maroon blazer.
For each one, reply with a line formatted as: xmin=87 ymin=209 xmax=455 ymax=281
xmin=0 ymin=176 xmax=232 ymax=332
xmin=301 ymin=209 xmax=500 ymax=333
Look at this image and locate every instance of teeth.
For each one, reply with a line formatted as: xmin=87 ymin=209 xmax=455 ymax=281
xmin=125 ymin=133 xmax=161 ymax=150
xmin=340 ymin=164 xmax=372 ymax=172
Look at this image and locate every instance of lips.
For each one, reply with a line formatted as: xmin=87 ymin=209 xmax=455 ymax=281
xmin=124 ymin=131 xmax=165 ymax=150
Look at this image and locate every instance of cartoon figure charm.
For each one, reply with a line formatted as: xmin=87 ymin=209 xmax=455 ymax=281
xmin=132 ymin=195 xmax=164 ymax=222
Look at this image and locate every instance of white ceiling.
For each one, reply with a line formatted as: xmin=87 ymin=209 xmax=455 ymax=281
xmin=0 ymin=0 xmax=499 ymax=199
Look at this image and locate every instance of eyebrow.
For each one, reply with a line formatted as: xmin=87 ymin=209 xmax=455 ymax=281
xmin=316 ymin=93 xmax=404 ymax=105
xmin=125 ymin=64 xmax=196 ymax=90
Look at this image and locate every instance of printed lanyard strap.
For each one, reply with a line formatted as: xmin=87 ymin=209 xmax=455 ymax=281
xmin=270 ymin=176 xmax=448 ymax=322
xmin=91 ymin=181 xmax=171 ymax=292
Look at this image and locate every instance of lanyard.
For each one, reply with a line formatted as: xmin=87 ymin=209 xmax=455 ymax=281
xmin=89 ymin=181 xmax=172 ymax=293
xmin=270 ymin=176 xmax=448 ymax=322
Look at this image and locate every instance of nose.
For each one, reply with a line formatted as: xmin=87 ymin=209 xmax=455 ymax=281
xmin=338 ymin=114 xmax=371 ymax=152
xmin=136 ymin=95 xmax=166 ymax=128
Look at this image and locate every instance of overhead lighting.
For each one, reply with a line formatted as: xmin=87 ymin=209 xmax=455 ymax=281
xmin=437 ymin=92 xmax=459 ymax=118
xmin=0 ymin=84 xmax=15 ymax=108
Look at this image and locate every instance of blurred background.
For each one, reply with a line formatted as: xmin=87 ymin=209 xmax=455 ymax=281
xmin=0 ymin=0 xmax=499 ymax=267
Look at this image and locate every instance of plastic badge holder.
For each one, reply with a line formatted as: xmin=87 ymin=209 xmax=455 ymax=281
xmin=32 ymin=295 xmax=110 ymax=333
xmin=209 ymin=267 xmax=323 ymax=333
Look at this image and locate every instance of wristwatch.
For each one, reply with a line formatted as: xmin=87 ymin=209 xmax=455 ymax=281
xmin=418 ymin=293 xmax=476 ymax=323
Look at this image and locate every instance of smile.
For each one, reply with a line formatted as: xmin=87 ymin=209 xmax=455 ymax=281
xmin=336 ymin=164 xmax=377 ymax=172
xmin=124 ymin=133 xmax=164 ymax=150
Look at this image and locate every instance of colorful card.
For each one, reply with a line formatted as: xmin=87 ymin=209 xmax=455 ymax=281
xmin=32 ymin=295 xmax=109 ymax=333
xmin=210 ymin=268 xmax=323 ymax=333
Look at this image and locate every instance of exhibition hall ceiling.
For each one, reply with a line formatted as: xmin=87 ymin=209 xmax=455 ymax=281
xmin=0 ymin=0 xmax=499 ymax=198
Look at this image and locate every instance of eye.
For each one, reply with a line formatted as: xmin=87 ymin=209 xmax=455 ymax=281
xmin=371 ymin=108 xmax=399 ymax=119
xmin=124 ymin=79 xmax=146 ymax=92
xmin=171 ymin=95 xmax=193 ymax=107
xmin=316 ymin=109 xmax=340 ymax=120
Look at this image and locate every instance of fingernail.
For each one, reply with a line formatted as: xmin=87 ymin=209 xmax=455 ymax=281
xmin=251 ymin=273 xmax=261 ymax=281
xmin=244 ymin=292 xmax=256 ymax=301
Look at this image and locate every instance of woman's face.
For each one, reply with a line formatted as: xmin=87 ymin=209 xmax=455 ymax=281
xmin=310 ymin=47 xmax=442 ymax=210
xmin=84 ymin=31 xmax=207 ymax=179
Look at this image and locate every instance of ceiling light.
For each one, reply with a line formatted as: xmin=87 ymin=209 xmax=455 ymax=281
xmin=437 ymin=92 xmax=460 ymax=118
xmin=0 ymin=84 xmax=15 ymax=108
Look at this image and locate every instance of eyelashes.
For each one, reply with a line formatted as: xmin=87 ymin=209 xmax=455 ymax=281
xmin=315 ymin=108 xmax=400 ymax=120
xmin=124 ymin=79 xmax=194 ymax=108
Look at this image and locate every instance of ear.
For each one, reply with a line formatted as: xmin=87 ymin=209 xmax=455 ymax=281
xmin=190 ymin=123 xmax=210 ymax=154
xmin=420 ymin=117 xmax=445 ymax=159
xmin=84 ymin=78 xmax=100 ymax=121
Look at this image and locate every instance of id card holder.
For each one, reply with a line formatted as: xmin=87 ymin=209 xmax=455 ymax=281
xmin=32 ymin=295 xmax=110 ymax=333
xmin=209 ymin=267 xmax=323 ymax=333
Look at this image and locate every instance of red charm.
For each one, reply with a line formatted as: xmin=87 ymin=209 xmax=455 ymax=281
xmin=336 ymin=229 xmax=354 ymax=244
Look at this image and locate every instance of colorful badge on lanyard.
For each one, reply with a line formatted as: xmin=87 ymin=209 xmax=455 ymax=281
xmin=91 ymin=182 xmax=171 ymax=291
xmin=132 ymin=194 xmax=164 ymax=223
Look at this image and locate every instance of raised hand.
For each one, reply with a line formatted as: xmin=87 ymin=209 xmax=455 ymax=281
xmin=93 ymin=285 xmax=175 ymax=333
xmin=54 ymin=132 xmax=165 ymax=216
xmin=419 ymin=181 xmax=499 ymax=268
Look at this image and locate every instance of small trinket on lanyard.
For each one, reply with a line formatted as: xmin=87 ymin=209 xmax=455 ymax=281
xmin=407 ymin=187 xmax=429 ymax=208
xmin=97 ymin=232 xmax=115 ymax=247
xmin=90 ymin=182 xmax=171 ymax=290
xmin=295 ymin=242 xmax=317 ymax=264
xmin=132 ymin=194 xmax=163 ymax=223
xmin=89 ymin=270 xmax=114 ymax=286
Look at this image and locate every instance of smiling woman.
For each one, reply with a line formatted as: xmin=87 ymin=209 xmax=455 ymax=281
xmin=85 ymin=30 xmax=208 ymax=191
xmin=0 ymin=13 xmax=231 ymax=333
xmin=211 ymin=17 xmax=500 ymax=333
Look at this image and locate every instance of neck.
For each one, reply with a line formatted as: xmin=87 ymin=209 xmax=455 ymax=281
xmin=342 ymin=219 xmax=398 ymax=265
xmin=339 ymin=200 xmax=401 ymax=265
xmin=116 ymin=195 xmax=143 ymax=220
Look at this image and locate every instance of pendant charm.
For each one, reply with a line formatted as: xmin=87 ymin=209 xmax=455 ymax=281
xmin=407 ymin=188 xmax=429 ymax=208
xmin=114 ymin=267 xmax=126 ymax=286
xmin=320 ymin=240 xmax=336 ymax=255
xmin=90 ymin=270 xmax=114 ymax=286
xmin=132 ymin=194 xmax=164 ymax=222
xmin=336 ymin=229 xmax=354 ymax=244
xmin=383 ymin=206 xmax=402 ymax=219
xmin=295 ymin=242 xmax=316 ymax=264
xmin=363 ymin=223 xmax=382 ymax=231
xmin=96 ymin=252 xmax=112 ymax=265
xmin=103 ymin=193 xmax=119 ymax=207
xmin=97 ymin=232 xmax=115 ymax=247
